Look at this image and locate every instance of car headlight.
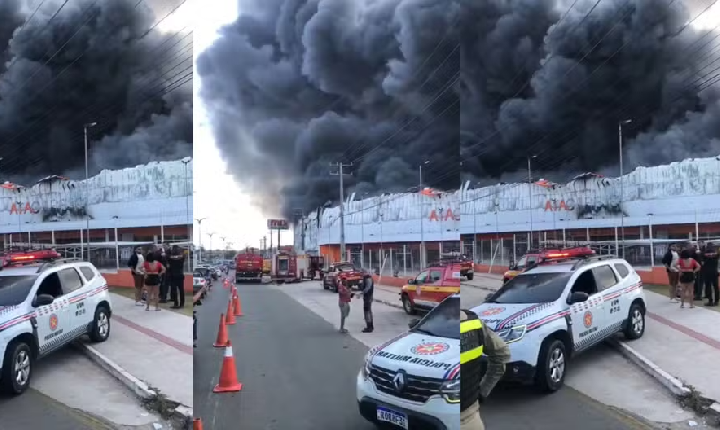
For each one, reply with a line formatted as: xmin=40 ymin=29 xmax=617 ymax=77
xmin=440 ymin=379 xmax=460 ymax=403
xmin=495 ymin=325 xmax=526 ymax=343
xmin=362 ymin=354 xmax=372 ymax=379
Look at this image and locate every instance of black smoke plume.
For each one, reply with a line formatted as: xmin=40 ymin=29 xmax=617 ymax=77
xmin=0 ymin=0 xmax=192 ymax=183
xmin=197 ymin=0 xmax=460 ymax=218
xmin=461 ymin=0 xmax=720 ymax=183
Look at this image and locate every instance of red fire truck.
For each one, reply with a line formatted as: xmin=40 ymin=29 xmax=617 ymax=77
xmin=502 ymin=246 xmax=595 ymax=283
xmin=399 ymin=263 xmax=461 ymax=315
xmin=271 ymin=251 xmax=309 ymax=284
xmin=235 ymin=252 xmax=264 ymax=283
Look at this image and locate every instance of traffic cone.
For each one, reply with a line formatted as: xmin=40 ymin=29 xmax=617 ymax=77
xmin=193 ymin=418 xmax=203 ymax=430
xmin=213 ymin=314 xmax=229 ymax=347
xmin=223 ymin=278 xmax=230 ymax=289
xmin=213 ymin=340 xmax=243 ymax=393
xmin=225 ymin=299 xmax=236 ymax=325
xmin=233 ymin=291 xmax=243 ymax=316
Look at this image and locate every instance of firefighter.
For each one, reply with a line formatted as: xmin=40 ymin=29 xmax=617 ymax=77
xmin=460 ymin=309 xmax=511 ymax=430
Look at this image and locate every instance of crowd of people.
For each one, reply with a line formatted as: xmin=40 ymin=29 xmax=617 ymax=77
xmin=662 ymin=242 xmax=719 ymax=308
xmin=127 ymin=244 xmax=187 ymax=311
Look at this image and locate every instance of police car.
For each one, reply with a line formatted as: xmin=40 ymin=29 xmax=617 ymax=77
xmin=0 ymin=256 xmax=112 ymax=395
xmin=471 ymin=254 xmax=646 ymax=392
xmin=357 ymin=294 xmax=459 ymax=430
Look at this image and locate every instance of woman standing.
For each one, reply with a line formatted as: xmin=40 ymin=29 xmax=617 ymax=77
xmin=675 ymin=249 xmax=701 ymax=309
xmin=662 ymin=244 xmax=680 ymax=301
xmin=144 ymin=252 xmax=166 ymax=311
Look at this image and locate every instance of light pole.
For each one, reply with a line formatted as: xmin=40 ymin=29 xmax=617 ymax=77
xmin=181 ymin=157 xmax=191 ymax=272
xmin=195 ymin=217 xmax=207 ymax=263
xmin=419 ymin=161 xmax=429 ymax=268
xmin=208 ymin=232 xmax=216 ymax=260
xmin=84 ymin=122 xmax=96 ymax=260
xmin=618 ymin=119 xmax=632 ymax=257
xmin=527 ymin=154 xmax=537 ymax=249
xmin=220 ymin=236 xmax=226 ymax=258
xmin=15 ymin=200 xmax=21 ymax=247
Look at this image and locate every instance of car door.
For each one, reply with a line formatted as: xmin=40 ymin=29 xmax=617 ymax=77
xmin=33 ymin=271 xmax=73 ymax=356
xmin=593 ymin=264 xmax=624 ymax=330
xmin=412 ymin=270 xmax=431 ymax=306
xmin=56 ymin=267 xmax=89 ymax=335
xmin=75 ymin=266 xmax=100 ymax=328
xmin=566 ymin=268 xmax=607 ymax=353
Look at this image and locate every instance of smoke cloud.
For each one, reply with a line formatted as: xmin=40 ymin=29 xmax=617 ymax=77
xmin=461 ymin=0 xmax=720 ymax=182
xmin=199 ymin=0 xmax=719 ymax=218
xmin=197 ymin=0 xmax=460 ymax=217
xmin=0 ymin=0 xmax=192 ymax=183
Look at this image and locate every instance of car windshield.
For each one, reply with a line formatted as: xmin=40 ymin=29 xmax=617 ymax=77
xmin=412 ymin=296 xmax=459 ymax=340
xmin=0 ymin=276 xmax=37 ymax=307
xmin=488 ymin=272 xmax=572 ymax=304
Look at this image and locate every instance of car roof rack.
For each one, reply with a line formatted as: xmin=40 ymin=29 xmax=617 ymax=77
xmin=36 ymin=258 xmax=83 ymax=273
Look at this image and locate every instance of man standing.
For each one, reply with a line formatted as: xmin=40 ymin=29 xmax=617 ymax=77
xmin=157 ymin=246 xmax=170 ymax=303
xmin=694 ymin=243 xmax=705 ymax=301
xmin=702 ymin=243 xmax=719 ymax=306
xmin=168 ymin=245 xmax=186 ymax=309
xmin=360 ymin=274 xmax=374 ymax=333
xmin=460 ymin=309 xmax=511 ymax=430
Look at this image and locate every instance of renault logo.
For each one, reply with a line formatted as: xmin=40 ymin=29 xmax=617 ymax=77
xmin=393 ymin=370 xmax=407 ymax=393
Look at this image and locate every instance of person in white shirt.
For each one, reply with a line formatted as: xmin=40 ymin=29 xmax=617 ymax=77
xmin=129 ymin=248 xmax=146 ymax=306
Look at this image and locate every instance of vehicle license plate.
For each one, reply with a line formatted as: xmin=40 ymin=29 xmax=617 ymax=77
xmin=376 ymin=407 xmax=408 ymax=429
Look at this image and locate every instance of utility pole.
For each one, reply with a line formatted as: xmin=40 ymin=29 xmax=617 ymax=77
xmin=527 ymin=155 xmax=537 ymax=249
xmin=84 ymin=122 xmax=96 ymax=260
xmin=182 ymin=157 xmax=192 ymax=272
xmin=195 ymin=218 xmax=207 ymax=263
xmin=618 ymin=119 xmax=632 ymax=258
xmin=330 ymin=162 xmax=353 ymax=261
xmin=419 ymin=161 xmax=428 ymax=267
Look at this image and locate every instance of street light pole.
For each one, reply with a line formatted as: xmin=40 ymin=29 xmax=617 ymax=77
xmin=208 ymin=232 xmax=215 ymax=259
xmin=419 ymin=160 xmax=429 ymax=268
xmin=527 ymin=155 xmax=537 ymax=249
xmin=84 ymin=122 xmax=96 ymax=260
xmin=181 ymin=158 xmax=191 ymax=272
xmin=195 ymin=218 xmax=207 ymax=263
xmin=618 ymin=119 xmax=632 ymax=258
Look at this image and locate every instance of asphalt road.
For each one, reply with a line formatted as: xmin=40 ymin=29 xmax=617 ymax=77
xmin=0 ymin=387 xmax=114 ymax=430
xmin=193 ymin=280 xmax=665 ymax=430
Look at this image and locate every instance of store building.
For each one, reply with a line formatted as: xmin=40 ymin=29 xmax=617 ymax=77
xmin=296 ymin=155 xmax=720 ymax=277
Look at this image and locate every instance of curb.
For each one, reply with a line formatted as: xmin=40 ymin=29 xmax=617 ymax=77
xmin=75 ymin=342 xmax=193 ymax=428
xmin=610 ymin=339 xmax=720 ymax=425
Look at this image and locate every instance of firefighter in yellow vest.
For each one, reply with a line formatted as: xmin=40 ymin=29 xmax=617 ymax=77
xmin=460 ymin=309 xmax=511 ymax=429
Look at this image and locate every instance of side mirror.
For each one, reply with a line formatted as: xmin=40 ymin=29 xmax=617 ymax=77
xmin=485 ymin=293 xmax=494 ymax=301
xmin=567 ymin=291 xmax=589 ymax=304
xmin=32 ymin=293 xmax=54 ymax=307
xmin=408 ymin=318 xmax=421 ymax=330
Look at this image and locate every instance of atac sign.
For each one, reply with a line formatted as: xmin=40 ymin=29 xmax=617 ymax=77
xmin=428 ymin=208 xmax=459 ymax=222
xmin=9 ymin=202 xmax=39 ymax=215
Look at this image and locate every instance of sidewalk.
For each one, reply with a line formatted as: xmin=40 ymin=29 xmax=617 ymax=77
xmin=77 ymin=292 xmax=193 ymax=422
xmin=452 ymin=272 xmax=720 ymax=421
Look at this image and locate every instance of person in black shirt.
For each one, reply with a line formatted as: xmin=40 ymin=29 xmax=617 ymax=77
xmin=157 ymin=246 xmax=170 ymax=303
xmin=168 ymin=245 xmax=186 ymax=309
xmin=702 ymin=243 xmax=719 ymax=306
xmin=693 ymin=244 xmax=705 ymax=301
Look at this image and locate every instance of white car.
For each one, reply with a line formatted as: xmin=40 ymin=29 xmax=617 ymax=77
xmin=471 ymin=255 xmax=646 ymax=392
xmin=193 ymin=272 xmax=207 ymax=298
xmin=357 ymin=294 xmax=459 ymax=430
xmin=0 ymin=258 xmax=112 ymax=395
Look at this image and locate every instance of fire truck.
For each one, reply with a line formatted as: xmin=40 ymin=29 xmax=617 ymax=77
xmin=235 ymin=252 xmax=264 ymax=283
xmin=271 ymin=251 xmax=309 ymax=284
xmin=502 ymin=246 xmax=595 ymax=283
xmin=399 ymin=263 xmax=461 ymax=315
xmin=433 ymin=253 xmax=474 ymax=280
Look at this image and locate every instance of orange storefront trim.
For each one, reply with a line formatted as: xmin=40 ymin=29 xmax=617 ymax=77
xmin=103 ymin=269 xmax=194 ymax=292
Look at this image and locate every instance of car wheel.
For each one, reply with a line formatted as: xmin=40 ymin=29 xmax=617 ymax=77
xmin=401 ymin=295 xmax=416 ymax=315
xmin=466 ymin=272 xmax=474 ymax=281
xmin=535 ymin=338 xmax=567 ymax=393
xmin=0 ymin=340 xmax=33 ymax=396
xmin=89 ymin=306 xmax=111 ymax=343
xmin=623 ymin=303 xmax=645 ymax=340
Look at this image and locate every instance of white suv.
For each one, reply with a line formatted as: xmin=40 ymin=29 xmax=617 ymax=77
xmin=357 ymin=295 xmax=460 ymax=430
xmin=470 ymin=255 xmax=646 ymax=392
xmin=0 ymin=259 xmax=112 ymax=395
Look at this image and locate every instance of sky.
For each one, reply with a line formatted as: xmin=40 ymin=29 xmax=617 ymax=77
xmin=191 ymin=0 xmax=720 ymax=251
xmin=193 ymin=1 xmax=293 ymax=251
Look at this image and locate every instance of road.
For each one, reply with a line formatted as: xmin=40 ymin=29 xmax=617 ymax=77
xmin=193 ymin=277 xmax=688 ymax=429
xmin=0 ymin=333 xmax=171 ymax=430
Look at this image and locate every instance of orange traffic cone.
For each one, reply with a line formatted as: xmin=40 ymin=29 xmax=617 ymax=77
xmin=225 ymin=299 xmax=236 ymax=325
xmin=193 ymin=418 xmax=203 ymax=430
xmin=213 ymin=340 xmax=243 ymax=393
xmin=233 ymin=291 xmax=243 ymax=316
xmin=213 ymin=314 xmax=229 ymax=347
xmin=223 ymin=278 xmax=230 ymax=289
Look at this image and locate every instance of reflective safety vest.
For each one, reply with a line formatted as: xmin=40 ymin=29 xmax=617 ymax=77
xmin=460 ymin=310 xmax=484 ymax=412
